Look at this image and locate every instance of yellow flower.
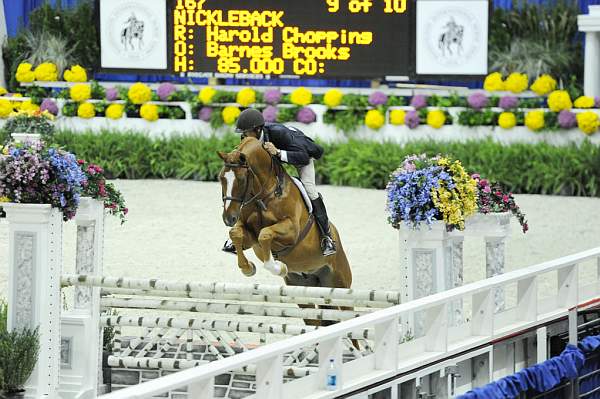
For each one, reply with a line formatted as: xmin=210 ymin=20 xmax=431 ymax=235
xmin=77 ymin=102 xmax=96 ymax=119
xmin=236 ymin=88 xmax=256 ymax=107
xmin=426 ymin=110 xmax=446 ymax=129
xmin=222 ymin=106 xmax=241 ymax=125
xmin=0 ymin=87 xmax=7 ymax=96
xmin=0 ymin=196 xmax=9 ymax=203
xmin=11 ymin=93 xmax=23 ymax=110
xmin=70 ymin=83 xmax=92 ymax=102
xmin=483 ymin=72 xmax=505 ymax=92
xmin=0 ymin=99 xmax=13 ymax=118
xmin=20 ymin=101 xmax=40 ymax=113
xmin=105 ymin=104 xmax=124 ymax=120
xmin=15 ymin=63 xmax=35 ymax=83
xmin=140 ymin=103 xmax=159 ymax=121
xmin=63 ymin=65 xmax=88 ymax=82
xmin=547 ymin=90 xmax=572 ymax=112
xmin=128 ymin=82 xmax=152 ymax=105
xmin=530 ymin=74 xmax=556 ymax=96
xmin=365 ymin=109 xmax=385 ymax=130
xmin=290 ymin=87 xmax=312 ymax=106
xmin=504 ymin=73 xmax=529 ymax=94
xmin=33 ymin=62 xmax=58 ymax=81
xmin=576 ymin=111 xmax=599 ymax=135
xmin=574 ymin=96 xmax=595 ymax=109
xmin=323 ymin=89 xmax=343 ymax=108
xmin=389 ymin=109 xmax=406 ymax=125
xmin=198 ymin=87 xmax=217 ymax=104
xmin=525 ymin=110 xmax=545 ymax=131
xmin=498 ymin=112 xmax=517 ymax=129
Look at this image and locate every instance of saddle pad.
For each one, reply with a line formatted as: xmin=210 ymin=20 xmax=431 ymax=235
xmin=290 ymin=176 xmax=313 ymax=214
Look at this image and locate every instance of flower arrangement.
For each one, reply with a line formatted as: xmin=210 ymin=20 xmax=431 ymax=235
xmin=198 ymin=106 xmax=212 ymax=122
xmin=426 ymin=110 xmax=446 ymax=129
xmin=78 ymin=159 xmax=128 ymax=224
xmin=386 ymin=154 xmax=477 ymax=231
xmin=222 ymin=106 xmax=241 ymax=125
xmin=70 ymin=83 xmax=91 ymax=102
xmin=389 ymin=109 xmax=405 ymax=125
xmin=0 ymin=142 xmax=87 ymax=220
xmin=199 ymin=87 xmax=216 ymax=104
xmin=504 ymin=73 xmax=529 ymax=94
xmin=467 ymin=92 xmax=489 ymax=110
xmin=105 ymin=104 xmax=124 ymax=120
xmin=140 ymin=103 xmax=159 ymax=121
xmin=530 ymin=75 xmax=556 ymax=96
xmin=498 ymin=112 xmax=517 ymax=129
xmin=262 ymin=105 xmax=278 ymax=122
xmin=483 ymin=72 xmax=505 ymax=91
xmin=410 ymin=94 xmax=427 ymax=109
xmin=290 ymin=87 xmax=312 ymax=106
xmin=63 ymin=65 xmax=87 ymax=82
xmin=33 ymin=62 xmax=58 ymax=82
xmin=472 ymin=174 xmax=528 ymax=233
xmin=264 ymin=88 xmax=282 ymax=105
xmin=15 ymin=63 xmax=35 ymax=83
xmin=157 ymin=82 xmax=177 ymax=101
xmin=405 ymin=110 xmax=420 ymax=129
xmin=77 ymin=102 xmax=95 ymax=119
xmin=365 ymin=109 xmax=385 ymax=130
xmin=128 ymin=83 xmax=152 ymax=105
xmin=40 ymin=99 xmax=59 ymax=116
xmin=296 ymin=107 xmax=316 ymax=124
xmin=0 ymin=109 xmax=55 ymax=147
xmin=368 ymin=91 xmax=388 ymax=106
xmin=236 ymin=88 xmax=256 ymax=107
xmin=524 ymin=110 xmax=545 ymax=131
xmin=324 ymin=89 xmax=343 ymax=108
xmin=547 ymin=90 xmax=572 ymax=112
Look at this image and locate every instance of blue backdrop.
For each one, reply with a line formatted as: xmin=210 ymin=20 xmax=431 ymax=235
xmin=4 ymin=0 xmax=599 ymax=87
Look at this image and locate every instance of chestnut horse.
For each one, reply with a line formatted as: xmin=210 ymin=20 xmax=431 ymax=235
xmin=218 ymin=136 xmax=352 ymax=291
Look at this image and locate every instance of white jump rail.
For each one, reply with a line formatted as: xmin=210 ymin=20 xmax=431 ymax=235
xmin=99 ymin=247 xmax=600 ymax=399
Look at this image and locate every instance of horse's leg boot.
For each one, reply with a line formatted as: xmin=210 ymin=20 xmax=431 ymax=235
xmin=222 ymin=239 xmax=237 ymax=255
xmin=311 ymin=194 xmax=337 ymax=256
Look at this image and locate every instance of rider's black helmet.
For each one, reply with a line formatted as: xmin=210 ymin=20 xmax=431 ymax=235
xmin=236 ymin=108 xmax=265 ymax=133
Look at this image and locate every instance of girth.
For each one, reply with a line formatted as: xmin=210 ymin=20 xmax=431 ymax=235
xmin=271 ymin=213 xmax=315 ymax=260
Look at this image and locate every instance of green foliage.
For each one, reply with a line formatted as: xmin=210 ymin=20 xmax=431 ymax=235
xmin=0 ymin=328 xmax=40 ymax=393
xmin=49 ymin=130 xmax=600 ymax=197
xmin=209 ymin=107 xmax=225 ymax=129
xmin=0 ymin=301 xmax=7 ymax=333
xmin=0 ymin=114 xmax=55 ymax=147
xmin=323 ymin=109 xmax=365 ymax=132
xmin=457 ymin=110 xmax=499 ymax=126
xmin=211 ymin=91 xmax=237 ymax=103
xmin=277 ymin=106 xmax=299 ymax=123
xmin=489 ymin=0 xmax=582 ymax=84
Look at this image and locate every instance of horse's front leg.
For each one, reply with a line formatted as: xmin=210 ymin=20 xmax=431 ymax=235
xmin=258 ymin=218 xmax=296 ymax=277
xmin=229 ymin=222 xmax=257 ymax=277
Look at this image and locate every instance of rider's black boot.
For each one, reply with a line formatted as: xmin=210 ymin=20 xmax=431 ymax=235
xmin=311 ymin=194 xmax=337 ymax=256
xmin=222 ymin=239 xmax=237 ymax=255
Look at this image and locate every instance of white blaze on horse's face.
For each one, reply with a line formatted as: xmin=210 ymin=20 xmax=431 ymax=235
xmin=224 ymin=170 xmax=235 ymax=210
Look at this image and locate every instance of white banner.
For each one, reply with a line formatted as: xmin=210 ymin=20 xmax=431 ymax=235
xmin=416 ymin=0 xmax=489 ymax=75
xmin=100 ymin=0 xmax=168 ymax=70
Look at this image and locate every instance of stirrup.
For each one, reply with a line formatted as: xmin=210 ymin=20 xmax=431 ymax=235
xmin=222 ymin=240 xmax=237 ymax=255
xmin=321 ymin=236 xmax=337 ymax=256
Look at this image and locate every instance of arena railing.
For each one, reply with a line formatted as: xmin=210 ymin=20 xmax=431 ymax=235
xmin=98 ymin=247 xmax=600 ymax=399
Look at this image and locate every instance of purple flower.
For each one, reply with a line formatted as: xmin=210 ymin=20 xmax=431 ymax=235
xmin=499 ymin=96 xmax=519 ymax=110
xmin=157 ymin=82 xmax=176 ymax=101
xmin=467 ymin=92 xmax=489 ymax=110
xmin=296 ymin=107 xmax=316 ymax=124
xmin=410 ymin=94 xmax=428 ymax=109
xmin=595 ymin=97 xmax=600 ymax=108
xmin=557 ymin=110 xmax=577 ymax=129
xmin=198 ymin=106 xmax=212 ymax=122
xmin=262 ymin=105 xmax=278 ymax=122
xmin=264 ymin=89 xmax=282 ymax=105
xmin=368 ymin=91 xmax=388 ymax=106
xmin=105 ymin=87 xmax=119 ymax=101
xmin=405 ymin=110 xmax=420 ymax=129
xmin=40 ymin=98 xmax=58 ymax=115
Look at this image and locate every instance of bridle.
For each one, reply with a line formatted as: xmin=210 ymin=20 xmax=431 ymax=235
xmin=221 ymin=157 xmax=279 ymax=211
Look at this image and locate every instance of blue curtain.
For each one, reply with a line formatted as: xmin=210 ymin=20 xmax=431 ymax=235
xmin=4 ymin=0 xmax=596 ymax=87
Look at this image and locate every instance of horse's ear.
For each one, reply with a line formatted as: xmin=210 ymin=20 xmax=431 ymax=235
xmin=239 ymin=153 xmax=247 ymax=165
xmin=217 ymin=151 xmax=227 ymax=161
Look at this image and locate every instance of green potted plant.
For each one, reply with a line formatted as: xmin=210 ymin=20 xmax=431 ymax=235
xmin=0 ymin=301 xmax=40 ymax=399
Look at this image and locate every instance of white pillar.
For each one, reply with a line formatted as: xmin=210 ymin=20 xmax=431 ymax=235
xmin=4 ymin=203 xmax=62 ymax=399
xmin=60 ymin=198 xmax=105 ymax=398
xmin=578 ymin=6 xmax=600 ymax=97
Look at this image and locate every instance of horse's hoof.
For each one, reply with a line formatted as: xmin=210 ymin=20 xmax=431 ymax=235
xmin=277 ymin=262 xmax=288 ymax=277
xmin=242 ymin=262 xmax=256 ymax=277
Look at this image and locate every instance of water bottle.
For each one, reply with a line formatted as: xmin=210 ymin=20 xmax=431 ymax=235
xmin=326 ymin=358 xmax=337 ymax=391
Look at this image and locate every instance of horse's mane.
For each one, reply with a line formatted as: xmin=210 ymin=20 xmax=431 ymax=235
xmin=237 ymin=136 xmax=288 ymax=190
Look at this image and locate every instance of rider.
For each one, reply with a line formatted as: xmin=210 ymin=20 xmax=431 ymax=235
xmin=222 ymin=108 xmax=337 ymax=257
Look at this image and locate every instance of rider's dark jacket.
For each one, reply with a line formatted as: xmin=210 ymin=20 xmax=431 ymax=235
xmin=262 ymin=123 xmax=323 ymax=167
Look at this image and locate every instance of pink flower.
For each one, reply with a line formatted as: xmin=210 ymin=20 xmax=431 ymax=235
xmin=124 ymin=208 xmax=129 ymax=215
xmin=502 ymin=195 xmax=509 ymax=203
xmin=483 ymin=186 xmax=491 ymax=194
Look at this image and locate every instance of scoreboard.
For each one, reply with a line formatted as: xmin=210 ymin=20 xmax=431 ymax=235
xmin=170 ymin=0 xmax=413 ymax=79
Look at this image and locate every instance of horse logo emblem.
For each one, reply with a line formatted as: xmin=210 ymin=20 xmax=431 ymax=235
xmin=121 ymin=13 xmax=145 ymax=51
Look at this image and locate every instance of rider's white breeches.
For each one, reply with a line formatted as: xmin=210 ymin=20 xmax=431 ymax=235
xmin=296 ymin=158 xmax=319 ymax=200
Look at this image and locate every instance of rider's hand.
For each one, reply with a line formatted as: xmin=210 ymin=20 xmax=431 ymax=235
xmin=263 ymin=142 xmax=280 ymax=156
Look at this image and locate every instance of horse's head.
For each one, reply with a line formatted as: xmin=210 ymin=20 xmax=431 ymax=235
xmin=217 ymin=137 xmax=274 ymax=226
xmin=217 ymin=150 xmax=251 ymax=226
